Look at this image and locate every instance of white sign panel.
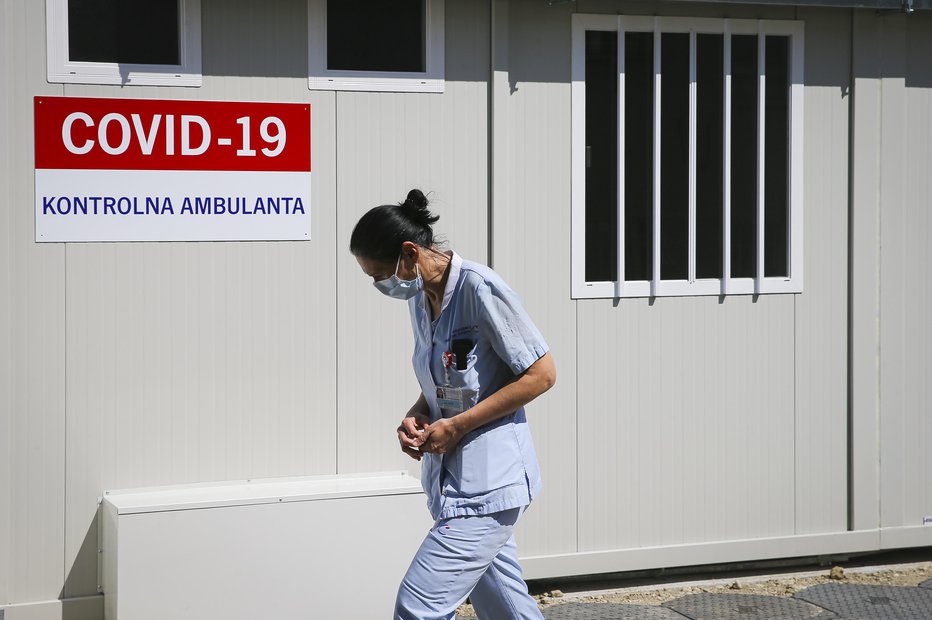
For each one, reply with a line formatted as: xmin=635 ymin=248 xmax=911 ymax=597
xmin=34 ymin=96 xmax=311 ymax=242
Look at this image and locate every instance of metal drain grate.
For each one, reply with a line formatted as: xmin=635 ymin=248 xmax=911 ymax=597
xmin=663 ymin=592 xmax=837 ymax=619
xmin=543 ymin=602 xmax=691 ymax=619
xmin=794 ymin=583 xmax=932 ymax=619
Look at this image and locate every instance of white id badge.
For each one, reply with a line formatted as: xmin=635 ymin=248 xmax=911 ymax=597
xmin=435 ymin=385 xmax=466 ymax=413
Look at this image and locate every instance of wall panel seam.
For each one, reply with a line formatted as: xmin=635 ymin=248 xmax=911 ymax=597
xmin=63 ymin=242 xmax=68 ymax=591
xmin=487 ymin=0 xmax=494 ymax=268
xmin=875 ymin=14 xmax=884 ymax=532
xmin=574 ymin=301 xmax=579 ymax=553
xmin=846 ymin=8 xmax=854 ymax=532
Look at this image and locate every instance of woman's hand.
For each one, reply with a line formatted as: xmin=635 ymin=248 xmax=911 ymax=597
xmin=397 ymin=413 xmax=429 ymax=461
xmin=420 ymin=417 xmax=465 ymax=455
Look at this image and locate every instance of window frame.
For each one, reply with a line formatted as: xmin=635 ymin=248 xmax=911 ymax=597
xmin=571 ymin=15 xmax=804 ymax=299
xmin=307 ymin=0 xmax=444 ymax=93
xmin=46 ymin=0 xmax=202 ymax=87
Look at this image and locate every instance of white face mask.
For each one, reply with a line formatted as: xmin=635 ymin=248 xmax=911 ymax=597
xmin=373 ymin=253 xmax=422 ymax=300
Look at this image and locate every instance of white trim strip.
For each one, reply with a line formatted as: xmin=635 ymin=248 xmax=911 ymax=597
xmin=790 ymin=23 xmax=805 ymax=290
xmin=571 ymin=15 xmax=588 ymax=298
xmin=616 ymin=19 xmax=626 ymax=298
xmin=688 ymin=30 xmax=697 ymax=284
xmin=723 ymin=23 xmax=733 ymax=296
xmin=652 ymin=20 xmax=662 ymax=297
xmin=756 ymin=26 xmax=766 ymax=295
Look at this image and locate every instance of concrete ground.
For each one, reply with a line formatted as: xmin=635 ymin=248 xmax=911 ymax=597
xmin=459 ymin=548 xmax=932 ymax=619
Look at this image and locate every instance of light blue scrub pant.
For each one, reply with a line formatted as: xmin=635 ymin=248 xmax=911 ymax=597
xmin=394 ymin=507 xmax=544 ymax=620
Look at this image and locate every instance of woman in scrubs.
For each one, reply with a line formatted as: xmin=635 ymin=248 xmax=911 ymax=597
xmin=351 ymin=189 xmax=556 ymax=620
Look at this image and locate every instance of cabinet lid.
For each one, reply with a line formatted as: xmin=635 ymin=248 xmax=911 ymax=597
xmin=101 ymin=471 xmax=423 ymax=514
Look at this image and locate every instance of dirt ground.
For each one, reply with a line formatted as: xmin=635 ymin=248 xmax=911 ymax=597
xmin=457 ymin=559 xmax=932 ymax=616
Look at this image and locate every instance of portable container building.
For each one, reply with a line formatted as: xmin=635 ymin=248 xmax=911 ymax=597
xmin=2 ymin=0 xmax=931 ymax=617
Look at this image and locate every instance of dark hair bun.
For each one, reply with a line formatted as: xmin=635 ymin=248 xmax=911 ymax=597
xmin=400 ymin=189 xmax=439 ymax=226
xmin=349 ymin=188 xmax=441 ymax=261
xmin=404 ymin=189 xmax=429 ymax=210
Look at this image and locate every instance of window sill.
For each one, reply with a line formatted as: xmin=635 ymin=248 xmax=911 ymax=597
xmin=48 ymin=65 xmax=202 ymax=87
xmin=308 ymin=76 xmax=444 ymax=93
xmin=572 ymin=277 xmax=802 ymax=299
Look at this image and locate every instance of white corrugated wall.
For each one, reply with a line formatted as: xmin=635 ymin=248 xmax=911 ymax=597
xmin=874 ymin=11 xmax=932 ymax=539
xmin=2 ymin=0 xmax=69 ymax=610
xmin=2 ymin=0 xmax=932 ymax=617
xmin=850 ymin=9 xmax=932 ymax=546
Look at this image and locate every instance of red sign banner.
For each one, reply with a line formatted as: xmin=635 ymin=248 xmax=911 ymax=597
xmin=35 ymin=96 xmax=311 ymax=172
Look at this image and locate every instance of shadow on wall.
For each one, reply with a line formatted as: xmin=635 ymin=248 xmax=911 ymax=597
xmin=507 ymin=1 xmax=853 ymax=91
xmin=849 ymin=10 xmax=932 ymax=88
xmin=196 ymin=0 xmax=932 ymax=92
xmin=201 ymin=0 xmax=309 ymax=78
xmin=61 ymin=510 xmax=99 ymax=617
xmin=905 ymin=11 xmax=932 ymax=88
xmin=200 ymin=0 xmax=489 ymax=83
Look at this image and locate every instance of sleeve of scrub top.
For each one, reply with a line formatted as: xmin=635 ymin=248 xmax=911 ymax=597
xmin=475 ymin=280 xmax=550 ymax=375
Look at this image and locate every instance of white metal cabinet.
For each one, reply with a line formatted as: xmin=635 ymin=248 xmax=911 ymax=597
xmin=100 ymin=472 xmax=431 ymax=620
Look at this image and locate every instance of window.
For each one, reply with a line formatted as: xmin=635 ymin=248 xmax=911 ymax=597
xmin=571 ymin=16 xmax=804 ymax=298
xmin=46 ymin=0 xmax=201 ymax=86
xmin=308 ymin=0 xmax=444 ymax=93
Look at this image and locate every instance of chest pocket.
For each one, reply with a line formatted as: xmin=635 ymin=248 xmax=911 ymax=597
xmin=439 ymin=334 xmax=479 ymax=416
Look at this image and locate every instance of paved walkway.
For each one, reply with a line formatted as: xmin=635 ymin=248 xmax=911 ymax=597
xmin=459 ymin=577 xmax=932 ymax=619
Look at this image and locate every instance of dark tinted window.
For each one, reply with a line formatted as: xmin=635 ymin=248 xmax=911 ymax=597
xmin=68 ymin=0 xmax=180 ymax=65
xmin=696 ymin=34 xmax=724 ymax=280
xmin=764 ymin=36 xmax=790 ymax=278
xmin=730 ymin=35 xmax=758 ymax=279
xmin=584 ymin=31 xmax=618 ymax=282
xmin=660 ymin=33 xmax=689 ymax=281
xmin=328 ymin=0 xmax=425 ymax=73
xmin=624 ymin=32 xmax=654 ymax=282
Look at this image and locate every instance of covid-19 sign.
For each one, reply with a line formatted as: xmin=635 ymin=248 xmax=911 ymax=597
xmin=34 ymin=96 xmax=311 ymax=242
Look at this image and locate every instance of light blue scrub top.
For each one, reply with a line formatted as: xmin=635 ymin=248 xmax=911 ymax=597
xmin=408 ymin=252 xmax=548 ymax=520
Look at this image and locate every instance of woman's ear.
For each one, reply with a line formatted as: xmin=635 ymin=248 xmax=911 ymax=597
xmin=400 ymin=241 xmax=419 ymax=260
xmin=398 ymin=241 xmax=420 ymax=277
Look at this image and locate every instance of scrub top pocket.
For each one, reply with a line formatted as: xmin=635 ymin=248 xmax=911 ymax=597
xmin=442 ymin=419 xmax=522 ymax=497
xmin=440 ymin=339 xmax=479 ymax=417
